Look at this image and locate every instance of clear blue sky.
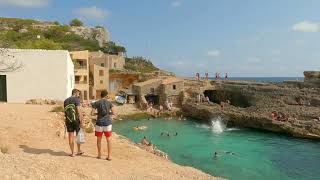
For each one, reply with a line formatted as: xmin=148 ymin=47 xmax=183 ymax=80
xmin=0 ymin=0 xmax=320 ymax=77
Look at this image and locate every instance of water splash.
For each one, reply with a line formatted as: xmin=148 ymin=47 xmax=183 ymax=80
xmin=210 ymin=117 xmax=227 ymax=134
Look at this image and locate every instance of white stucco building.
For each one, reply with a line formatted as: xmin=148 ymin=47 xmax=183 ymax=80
xmin=0 ymin=49 xmax=75 ymax=103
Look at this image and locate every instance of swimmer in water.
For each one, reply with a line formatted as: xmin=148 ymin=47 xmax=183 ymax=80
xmin=224 ymin=151 xmax=236 ymax=156
xmin=174 ymin=132 xmax=178 ymax=136
xmin=213 ymin=152 xmax=218 ymax=159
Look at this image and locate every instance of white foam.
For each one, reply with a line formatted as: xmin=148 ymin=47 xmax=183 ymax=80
xmin=210 ymin=117 xmax=227 ymax=134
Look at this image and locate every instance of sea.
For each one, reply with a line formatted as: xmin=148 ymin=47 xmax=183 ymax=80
xmin=113 ymin=118 xmax=320 ymax=180
xmin=209 ymin=77 xmax=304 ymax=83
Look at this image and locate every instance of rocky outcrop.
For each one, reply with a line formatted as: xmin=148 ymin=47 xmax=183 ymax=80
xmin=70 ymin=26 xmax=110 ymax=47
xmin=303 ymin=71 xmax=320 ymax=88
xmin=182 ymin=80 xmax=320 ymax=139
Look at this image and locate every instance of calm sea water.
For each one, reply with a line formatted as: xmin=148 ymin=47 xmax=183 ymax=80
xmin=113 ymin=118 xmax=320 ymax=180
xmin=207 ymin=77 xmax=303 ymax=83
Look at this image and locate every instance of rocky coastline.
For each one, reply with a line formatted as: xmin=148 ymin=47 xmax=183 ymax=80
xmin=182 ymin=74 xmax=320 ymax=140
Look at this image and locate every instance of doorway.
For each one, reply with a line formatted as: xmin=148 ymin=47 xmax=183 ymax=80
xmin=0 ymin=75 xmax=7 ymax=102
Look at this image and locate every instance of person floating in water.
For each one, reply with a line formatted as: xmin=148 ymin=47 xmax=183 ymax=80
xmin=174 ymin=132 xmax=178 ymax=136
xmin=213 ymin=152 xmax=218 ymax=159
xmin=224 ymin=151 xmax=237 ymax=156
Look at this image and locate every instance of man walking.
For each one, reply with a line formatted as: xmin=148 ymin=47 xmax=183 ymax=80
xmin=64 ymin=89 xmax=84 ymax=157
xmin=91 ymin=90 xmax=115 ymax=160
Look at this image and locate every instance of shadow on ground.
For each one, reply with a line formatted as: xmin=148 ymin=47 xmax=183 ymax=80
xmin=19 ymin=145 xmax=68 ymax=156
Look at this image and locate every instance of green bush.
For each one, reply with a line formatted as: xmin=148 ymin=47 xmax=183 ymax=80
xmin=50 ymin=106 xmax=64 ymax=112
xmin=101 ymin=41 xmax=126 ymax=54
xmin=70 ymin=18 xmax=83 ymax=27
xmin=124 ymin=56 xmax=159 ymax=73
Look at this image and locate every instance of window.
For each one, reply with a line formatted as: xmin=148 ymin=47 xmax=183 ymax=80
xmin=99 ymin=70 xmax=104 ymax=76
xmin=101 ymin=63 xmax=105 ymax=67
xmin=75 ymin=76 xmax=80 ymax=84
xmin=100 ymin=80 xmax=103 ymax=84
xmin=83 ymin=76 xmax=87 ymax=83
xmin=114 ymin=62 xmax=117 ymax=68
xmin=173 ymin=85 xmax=176 ymax=90
xmin=84 ymin=91 xmax=88 ymax=100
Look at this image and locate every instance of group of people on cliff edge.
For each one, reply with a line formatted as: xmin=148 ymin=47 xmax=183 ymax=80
xmin=64 ymin=89 xmax=114 ymax=160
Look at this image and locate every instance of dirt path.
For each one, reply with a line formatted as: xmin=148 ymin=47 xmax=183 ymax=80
xmin=0 ymin=104 xmax=220 ymax=180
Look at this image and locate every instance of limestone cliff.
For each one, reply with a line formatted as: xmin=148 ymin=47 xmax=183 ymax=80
xmin=182 ymin=80 xmax=320 ymax=139
xmin=70 ymin=26 xmax=110 ymax=47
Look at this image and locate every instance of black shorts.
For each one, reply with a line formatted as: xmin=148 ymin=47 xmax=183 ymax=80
xmin=65 ymin=120 xmax=80 ymax=133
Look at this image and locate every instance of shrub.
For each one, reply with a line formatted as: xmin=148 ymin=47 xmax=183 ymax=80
xmin=70 ymin=18 xmax=83 ymax=27
xmin=50 ymin=106 xmax=64 ymax=112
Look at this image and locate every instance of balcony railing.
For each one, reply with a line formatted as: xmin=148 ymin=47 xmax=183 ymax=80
xmin=75 ymin=65 xmax=87 ymax=69
xmin=75 ymin=81 xmax=88 ymax=84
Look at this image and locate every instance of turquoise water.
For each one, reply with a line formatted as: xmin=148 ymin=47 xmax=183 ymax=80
xmin=113 ymin=118 xmax=320 ymax=180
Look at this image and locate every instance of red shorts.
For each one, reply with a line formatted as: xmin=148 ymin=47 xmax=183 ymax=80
xmin=95 ymin=125 xmax=112 ymax=137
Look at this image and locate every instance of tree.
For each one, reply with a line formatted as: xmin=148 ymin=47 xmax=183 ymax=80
xmin=69 ymin=18 xmax=83 ymax=27
xmin=0 ymin=47 xmax=22 ymax=73
xmin=53 ymin=21 xmax=60 ymax=25
xmin=101 ymin=41 xmax=126 ymax=54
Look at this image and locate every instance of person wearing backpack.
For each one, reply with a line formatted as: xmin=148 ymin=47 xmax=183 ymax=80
xmin=64 ymin=89 xmax=84 ymax=157
xmin=91 ymin=90 xmax=115 ymax=161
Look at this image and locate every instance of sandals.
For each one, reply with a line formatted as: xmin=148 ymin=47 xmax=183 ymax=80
xmin=69 ymin=154 xmax=75 ymax=157
xmin=76 ymin=152 xmax=84 ymax=156
xmin=106 ymin=157 xmax=112 ymax=161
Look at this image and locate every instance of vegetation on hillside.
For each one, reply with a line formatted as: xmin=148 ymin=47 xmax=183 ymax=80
xmin=0 ymin=17 xmax=162 ymax=73
xmin=69 ymin=18 xmax=83 ymax=27
xmin=101 ymin=41 xmax=126 ymax=54
xmin=0 ymin=17 xmax=101 ymax=51
xmin=124 ymin=56 xmax=159 ymax=73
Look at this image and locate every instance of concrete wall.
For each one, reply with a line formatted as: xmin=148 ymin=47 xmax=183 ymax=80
xmin=0 ymin=49 xmax=74 ymax=103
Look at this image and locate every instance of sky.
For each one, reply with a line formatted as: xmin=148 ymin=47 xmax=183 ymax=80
xmin=0 ymin=0 xmax=320 ymax=77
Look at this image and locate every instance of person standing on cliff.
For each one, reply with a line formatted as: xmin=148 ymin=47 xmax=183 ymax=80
xmin=91 ymin=90 xmax=115 ymax=161
xmin=64 ymin=89 xmax=84 ymax=157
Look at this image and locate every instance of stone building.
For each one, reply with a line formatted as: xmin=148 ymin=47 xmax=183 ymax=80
xmin=133 ymin=77 xmax=184 ymax=106
xmin=89 ymin=51 xmax=125 ymax=70
xmin=70 ymin=50 xmax=110 ymax=100
xmin=160 ymin=77 xmax=184 ymax=105
xmin=89 ymin=60 xmax=109 ymax=99
xmin=70 ymin=50 xmax=90 ymax=100
xmin=0 ymin=49 xmax=74 ymax=103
